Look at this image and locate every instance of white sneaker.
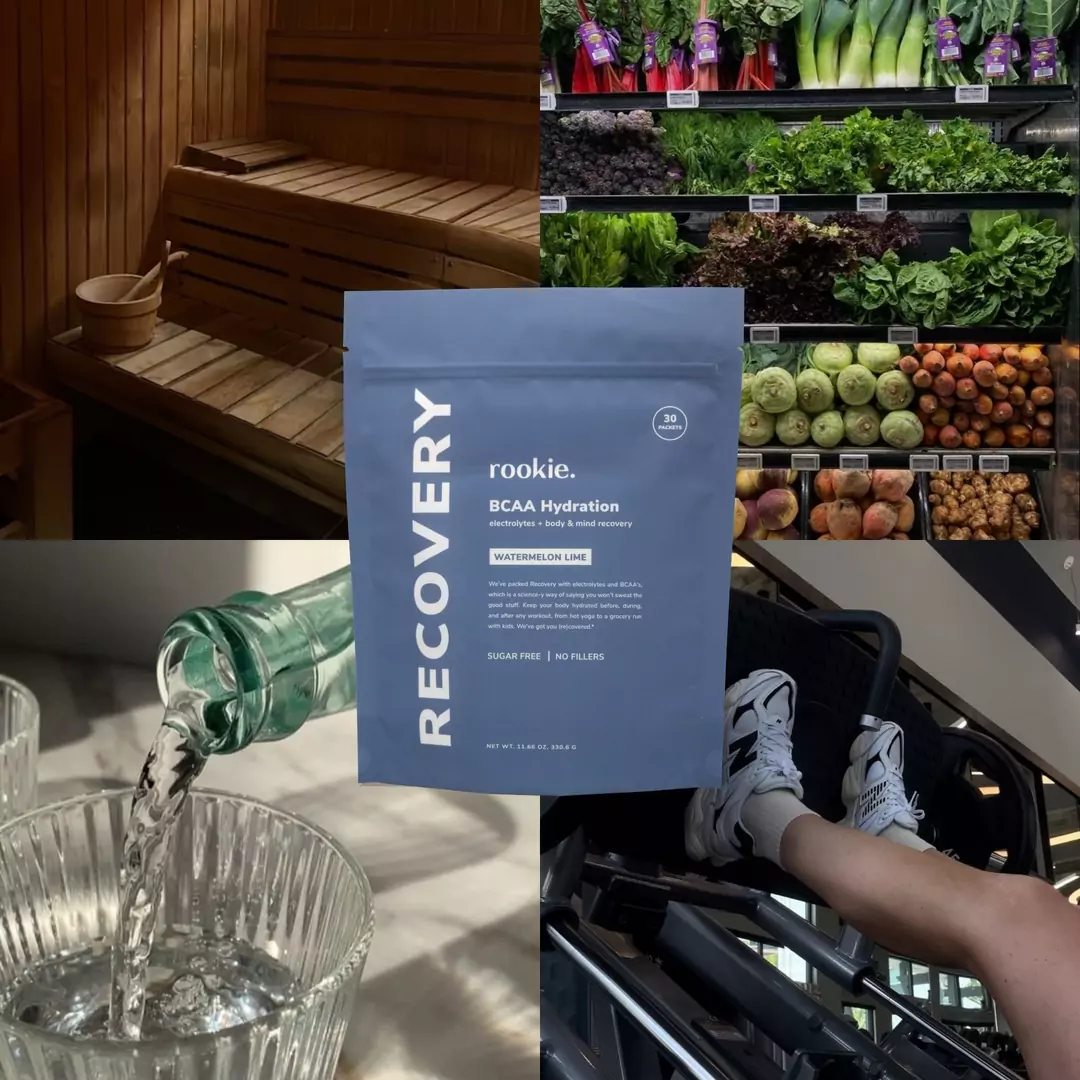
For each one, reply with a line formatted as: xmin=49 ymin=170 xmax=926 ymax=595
xmin=842 ymin=721 xmax=924 ymax=836
xmin=685 ymin=670 xmax=804 ymax=866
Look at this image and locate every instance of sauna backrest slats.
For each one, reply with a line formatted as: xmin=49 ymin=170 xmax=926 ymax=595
xmin=161 ymin=169 xmax=448 ymax=345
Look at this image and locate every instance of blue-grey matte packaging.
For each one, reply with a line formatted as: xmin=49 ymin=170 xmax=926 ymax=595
xmin=345 ymin=288 xmax=744 ymax=795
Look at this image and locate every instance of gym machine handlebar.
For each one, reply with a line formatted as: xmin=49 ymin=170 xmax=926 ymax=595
xmin=805 ymin=610 xmax=902 ymax=732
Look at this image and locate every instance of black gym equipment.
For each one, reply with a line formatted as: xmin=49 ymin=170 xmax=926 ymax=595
xmin=541 ymin=589 xmax=1038 ymax=1080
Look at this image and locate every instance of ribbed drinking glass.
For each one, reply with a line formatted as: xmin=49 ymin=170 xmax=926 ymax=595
xmin=0 ymin=676 xmax=38 ymax=822
xmin=0 ymin=789 xmax=374 ymax=1079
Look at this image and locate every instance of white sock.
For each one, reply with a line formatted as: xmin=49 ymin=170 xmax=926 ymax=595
xmin=880 ymin=822 xmax=934 ymax=853
xmin=740 ymin=789 xmax=818 ymax=868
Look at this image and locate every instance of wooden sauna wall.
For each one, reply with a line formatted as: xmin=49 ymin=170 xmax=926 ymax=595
xmin=0 ymin=0 xmax=273 ymax=379
xmin=265 ymin=0 xmax=539 ymax=190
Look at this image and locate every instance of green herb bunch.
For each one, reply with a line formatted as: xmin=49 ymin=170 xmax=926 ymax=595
xmin=662 ymin=111 xmax=779 ymax=193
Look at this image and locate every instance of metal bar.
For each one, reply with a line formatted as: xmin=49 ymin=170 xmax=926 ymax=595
xmin=542 ymin=1002 xmax=610 ymax=1080
xmin=549 ymin=922 xmax=759 ymax=1080
xmin=859 ymin=979 xmax=1020 ymax=1080
xmin=579 ymin=860 xmax=872 ymax=993
xmin=837 ymin=924 xmax=878 ymax=967
xmin=655 ymin=904 xmax=917 ymax=1078
xmin=657 ymin=904 xmax=897 ymax=1065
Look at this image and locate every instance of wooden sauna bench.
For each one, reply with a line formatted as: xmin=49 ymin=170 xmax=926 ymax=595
xmin=45 ymin=159 xmax=539 ymax=513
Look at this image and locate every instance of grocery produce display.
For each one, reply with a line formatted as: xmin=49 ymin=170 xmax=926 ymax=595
xmin=541 ymin=1 xmax=1080 ymax=539
xmin=739 ymin=340 xmax=1058 ymax=451
xmin=926 ymin=471 xmax=1043 ymax=538
xmin=733 ymin=469 xmax=803 ymax=539
xmin=540 ymin=209 xmax=1075 ymax=331
xmin=809 ymin=468 xmax=918 ymax=538
xmin=540 ymin=110 xmax=1077 ymax=196
xmin=540 ymin=0 xmax=1079 ymax=92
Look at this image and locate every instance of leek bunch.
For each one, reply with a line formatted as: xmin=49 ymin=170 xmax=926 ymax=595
xmin=797 ymin=0 xmax=927 ymax=87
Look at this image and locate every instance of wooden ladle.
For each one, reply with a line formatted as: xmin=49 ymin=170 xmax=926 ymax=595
xmin=118 ymin=244 xmax=190 ymax=303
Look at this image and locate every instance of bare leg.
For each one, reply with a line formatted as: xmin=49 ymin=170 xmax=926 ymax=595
xmin=685 ymin=673 xmax=1077 ymax=1079
xmin=782 ymin=815 xmax=1080 ymax=1080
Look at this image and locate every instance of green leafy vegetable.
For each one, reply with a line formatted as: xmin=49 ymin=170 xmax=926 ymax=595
xmin=688 ymin=211 xmax=920 ymax=323
xmin=744 ymin=110 xmax=1075 ymax=196
xmin=834 ymin=214 xmax=1076 ymax=329
xmin=661 ymin=112 xmax=778 ymax=195
xmin=540 ymin=212 xmax=696 ymax=289
xmin=1022 ymin=0 xmax=1079 ymax=84
xmin=922 ymin=0 xmax=979 ymax=86
xmin=623 ymin=213 xmax=699 ymax=285
xmin=540 ymin=213 xmax=629 ymax=288
xmin=975 ymin=0 xmax=1023 ymax=83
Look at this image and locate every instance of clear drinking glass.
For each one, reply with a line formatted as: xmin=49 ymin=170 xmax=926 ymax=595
xmin=0 ymin=789 xmax=374 ymax=1079
xmin=0 ymin=675 xmax=39 ymax=822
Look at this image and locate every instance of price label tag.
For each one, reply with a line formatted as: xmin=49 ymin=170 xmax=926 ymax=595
xmin=748 ymin=325 xmax=780 ymax=345
xmin=666 ymin=89 xmax=700 ymax=109
xmin=539 ymin=196 xmax=567 ymax=214
xmin=749 ymin=195 xmax=780 ymax=213
xmin=887 ymin=326 xmax=918 ymax=346
xmin=838 ymin=454 xmax=870 ymax=471
xmin=955 ymin=84 xmax=989 ymax=104
xmin=791 ymin=453 xmax=820 ymax=472
xmin=942 ymin=454 xmax=974 ymax=472
xmin=856 ymin=194 xmax=889 ymax=213
xmin=737 ymin=453 xmax=763 ymax=471
xmin=978 ymin=454 xmax=1010 ymax=473
xmin=539 ymin=92 xmax=557 ymax=111
xmin=909 ymin=454 xmax=940 ymax=472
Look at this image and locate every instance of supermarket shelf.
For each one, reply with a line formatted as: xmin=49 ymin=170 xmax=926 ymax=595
xmin=735 ymin=447 xmax=1057 ymax=472
xmin=544 ymin=85 xmax=1078 ymax=116
xmin=548 ymin=192 xmax=1074 ymax=213
xmin=741 ymin=324 xmax=1065 ymax=344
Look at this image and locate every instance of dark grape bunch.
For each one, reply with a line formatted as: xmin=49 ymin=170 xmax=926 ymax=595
xmin=541 ymin=111 xmax=672 ymax=196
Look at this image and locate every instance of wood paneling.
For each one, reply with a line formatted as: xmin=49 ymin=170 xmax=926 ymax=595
xmin=0 ymin=0 xmax=272 ymax=379
xmin=265 ymin=0 xmax=538 ymax=190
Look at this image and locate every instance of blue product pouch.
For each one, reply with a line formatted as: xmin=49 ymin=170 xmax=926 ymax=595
xmin=346 ymin=287 xmax=744 ymax=795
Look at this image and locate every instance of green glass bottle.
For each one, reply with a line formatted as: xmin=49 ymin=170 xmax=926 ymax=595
xmin=156 ymin=566 xmax=356 ymax=754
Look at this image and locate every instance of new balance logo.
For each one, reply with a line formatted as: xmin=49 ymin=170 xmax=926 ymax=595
xmin=728 ymin=730 xmax=758 ymax=774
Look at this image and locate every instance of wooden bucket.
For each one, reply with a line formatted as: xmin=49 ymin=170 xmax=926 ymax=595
xmin=75 ymin=274 xmax=162 ymax=353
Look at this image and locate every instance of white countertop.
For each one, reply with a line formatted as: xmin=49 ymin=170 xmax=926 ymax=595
xmin=0 ymin=647 xmax=539 ymax=1080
